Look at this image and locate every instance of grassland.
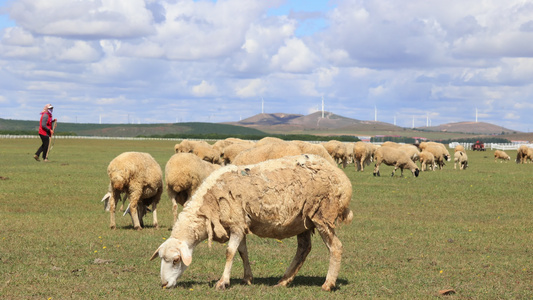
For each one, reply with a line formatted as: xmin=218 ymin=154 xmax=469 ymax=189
xmin=1 ymin=138 xmax=532 ymax=299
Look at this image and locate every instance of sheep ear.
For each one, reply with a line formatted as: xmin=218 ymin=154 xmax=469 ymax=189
xmin=179 ymin=246 xmax=192 ymax=266
xmin=150 ymin=247 xmax=161 ymax=261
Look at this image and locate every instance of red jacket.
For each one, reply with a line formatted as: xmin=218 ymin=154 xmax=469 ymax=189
xmin=39 ymin=111 xmax=53 ymax=136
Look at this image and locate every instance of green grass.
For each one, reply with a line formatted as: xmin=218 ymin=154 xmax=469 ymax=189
xmin=1 ymin=138 xmax=532 ymax=299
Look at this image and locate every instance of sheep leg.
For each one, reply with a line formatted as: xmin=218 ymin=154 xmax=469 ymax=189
xmin=216 ymin=232 xmax=244 ymax=290
xmin=373 ymin=162 xmax=381 ymax=177
xmin=316 ymin=223 xmax=342 ymax=291
xmin=109 ymin=190 xmax=121 ymax=230
xmin=128 ymin=191 xmax=143 ymax=230
xmin=238 ymin=236 xmax=253 ymax=285
xmin=151 ymin=200 xmax=159 ymax=229
xmin=275 ymin=230 xmax=312 ymax=288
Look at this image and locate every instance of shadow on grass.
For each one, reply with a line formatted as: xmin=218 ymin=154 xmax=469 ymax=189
xmin=200 ymin=276 xmax=349 ymax=290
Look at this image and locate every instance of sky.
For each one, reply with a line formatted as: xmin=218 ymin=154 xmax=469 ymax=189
xmin=1 ymin=0 xmax=533 ymax=132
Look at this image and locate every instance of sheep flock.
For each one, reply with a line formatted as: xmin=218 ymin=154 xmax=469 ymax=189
xmin=99 ymin=137 xmax=526 ymax=291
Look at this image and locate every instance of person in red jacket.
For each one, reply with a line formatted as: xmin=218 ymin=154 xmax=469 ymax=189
xmin=34 ymin=104 xmax=57 ymax=162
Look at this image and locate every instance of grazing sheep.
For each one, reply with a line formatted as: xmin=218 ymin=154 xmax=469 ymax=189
xmin=290 ymin=140 xmax=337 ymax=166
xmin=214 ymin=138 xmax=254 ymax=164
xmin=454 ymin=144 xmax=465 ymax=153
xmin=221 ymin=142 xmax=255 ymax=165
xmin=494 ymin=150 xmax=511 ymax=162
xmin=165 ymin=153 xmax=221 ymax=225
xmin=232 ymin=141 xmax=301 ymax=165
xmin=103 ymin=152 xmax=163 ymax=230
xmin=381 ymin=141 xmax=402 ymax=148
xmin=419 ymin=142 xmax=451 ymax=162
xmin=397 ymin=144 xmax=420 ymax=162
xmin=516 ymin=145 xmax=529 ymax=164
xmin=150 ymin=155 xmax=353 ymax=292
xmin=353 ymin=142 xmax=378 ymax=172
xmin=254 ymin=136 xmax=285 ymax=147
xmin=322 ymin=140 xmax=349 ymax=168
xmin=454 ymin=151 xmax=468 ymax=170
xmin=174 ymin=139 xmax=210 ymax=154
xmin=419 ymin=150 xmax=435 ymax=171
xmin=373 ymin=147 xmax=420 ymax=177
xmin=192 ymin=143 xmax=222 ymax=165
xmin=422 ymin=145 xmax=450 ymax=170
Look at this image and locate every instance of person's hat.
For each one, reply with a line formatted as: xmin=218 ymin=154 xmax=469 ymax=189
xmin=48 ymin=104 xmax=53 ymax=109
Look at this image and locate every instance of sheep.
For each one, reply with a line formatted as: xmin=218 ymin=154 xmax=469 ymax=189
xmin=419 ymin=142 xmax=451 ymax=163
xmin=221 ymin=142 xmax=255 ymax=165
xmin=353 ymin=142 xmax=378 ymax=172
xmin=192 ymin=143 xmax=222 ymax=165
xmin=254 ymin=136 xmax=285 ymax=147
xmin=290 ymin=140 xmax=337 ymax=166
xmin=454 ymin=144 xmax=465 ymax=153
xmin=165 ymin=153 xmax=221 ymax=225
xmin=321 ymin=140 xmax=349 ymax=168
xmin=213 ymin=138 xmax=254 ymax=164
xmin=422 ymin=145 xmax=450 ymax=170
xmin=516 ymin=145 xmax=529 ymax=164
xmin=150 ymin=154 xmax=353 ymax=291
xmin=398 ymin=144 xmax=420 ymax=162
xmin=419 ymin=150 xmax=435 ymax=171
xmin=232 ymin=141 xmax=302 ymax=165
xmin=453 ymin=151 xmax=468 ymax=170
xmin=372 ymin=146 xmax=420 ymax=177
xmin=381 ymin=141 xmax=402 ymax=148
xmin=174 ymin=139 xmax=210 ymax=154
xmin=494 ymin=150 xmax=511 ymax=162
xmin=103 ymin=152 xmax=163 ymax=230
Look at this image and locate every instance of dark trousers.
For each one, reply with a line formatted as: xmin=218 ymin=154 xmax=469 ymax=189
xmin=36 ymin=134 xmax=50 ymax=160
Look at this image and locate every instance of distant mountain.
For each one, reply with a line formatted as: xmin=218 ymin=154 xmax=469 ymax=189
xmin=228 ymin=111 xmax=403 ymax=132
xmin=417 ymin=121 xmax=519 ymax=135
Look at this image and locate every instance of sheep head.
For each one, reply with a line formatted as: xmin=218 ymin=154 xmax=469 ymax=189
xmin=150 ymin=237 xmax=192 ymax=289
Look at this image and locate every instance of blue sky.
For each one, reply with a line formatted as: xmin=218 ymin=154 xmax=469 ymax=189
xmin=1 ymin=0 xmax=533 ymax=132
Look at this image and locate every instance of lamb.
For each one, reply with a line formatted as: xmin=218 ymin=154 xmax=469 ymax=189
xmin=397 ymin=144 xmax=420 ymax=162
xmin=516 ymin=145 xmax=529 ymax=164
xmin=453 ymin=151 xmax=468 ymax=170
xmin=353 ymin=141 xmax=378 ymax=172
xmin=150 ymin=154 xmax=353 ymax=292
xmin=321 ymin=140 xmax=349 ymax=168
xmin=165 ymin=153 xmax=221 ymax=225
xmin=102 ymin=152 xmax=163 ymax=230
xmin=372 ymin=146 xmax=420 ymax=177
xmin=494 ymin=150 xmax=511 ymax=162
xmin=419 ymin=150 xmax=435 ymax=171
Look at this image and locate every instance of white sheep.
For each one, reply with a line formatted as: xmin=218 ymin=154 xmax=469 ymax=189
xmin=220 ymin=142 xmax=255 ymax=165
xmin=419 ymin=142 xmax=451 ymax=163
xmin=494 ymin=150 xmax=511 ymax=162
xmin=174 ymin=139 xmax=210 ymax=154
xmin=321 ymin=140 xmax=349 ymax=168
xmin=422 ymin=145 xmax=450 ymax=170
xmin=165 ymin=153 xmax=221 ymax=225
xmin=290 ymin=140 xmax=337 ymax=166
xmin=353 ymin=142 xmax=379 ymax=172
xmin=373 ymin=146 xmax=420 ymax=177
xmin=150 ymin=154 xmax=353 ymax=291
xmin=516 ymin=145 xmax=529 ymax=164
xmin=454 ymin=144 xmax=465 ymax=153
xmin=232 ymin=141 xmax=302 ymax=165
xmin=419 ymin=150 xmax=435 ymax=171
xmin=103 ymin=152 xmax=163 ymax=230
xmin=453 ymin=151 xmax=468 ymax=170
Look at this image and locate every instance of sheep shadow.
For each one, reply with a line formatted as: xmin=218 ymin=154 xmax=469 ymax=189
xmin=207 ymin=276 xmax=348 ymax=291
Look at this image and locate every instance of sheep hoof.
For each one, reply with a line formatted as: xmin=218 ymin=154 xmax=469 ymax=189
xmin=215 ymin=280 xmax=229 ymax=290
xmin=242 ymin=278 xmax=252 ymax=285
xmin=321 ymin=282 xmax=335 ymax=291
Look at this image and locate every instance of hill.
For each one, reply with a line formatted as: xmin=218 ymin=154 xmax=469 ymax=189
xmin=0 ymin=118 xmax=266 ymax=137
xmin=417 ymin=121 xmax=518 ymax=135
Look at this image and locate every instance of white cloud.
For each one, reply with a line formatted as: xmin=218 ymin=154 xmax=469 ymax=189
xmin=192 ymin=80 xmax=217 ymax=97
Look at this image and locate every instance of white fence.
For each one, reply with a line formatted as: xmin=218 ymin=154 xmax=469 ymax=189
xmin=2 ymin=135 xmax=530 ymax=151
xmin=448 ymin=142 xmax=533 ymax=151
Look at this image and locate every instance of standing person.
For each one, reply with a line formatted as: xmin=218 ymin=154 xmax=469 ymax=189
xmin=34 ymin=104 xmax=57 ymax=162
